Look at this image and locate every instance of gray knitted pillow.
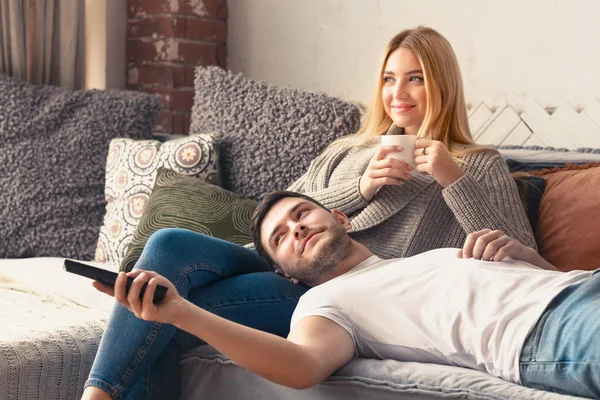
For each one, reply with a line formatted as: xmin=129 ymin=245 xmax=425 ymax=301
xmin=0 ymin=74 xmax=162 ymax=259
xmin=190 ymin=66 xmax=362 ymax=200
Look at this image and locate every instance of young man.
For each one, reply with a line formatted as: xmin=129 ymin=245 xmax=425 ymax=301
xmin=90 ymin=191 xmax=599 ymax=399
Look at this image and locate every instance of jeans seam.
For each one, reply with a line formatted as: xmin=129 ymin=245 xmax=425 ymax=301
xmin=530 ymin=305 xmax=554 ymax=362
xmin=85 ymin=378 xmax=124 ymax=400
xmin=204 ymin=297 xmax=302 ymax=310
xmin=174 ymin=263 xmax=228 ymax=288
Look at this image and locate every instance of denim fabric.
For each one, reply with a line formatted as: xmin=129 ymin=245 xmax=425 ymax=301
xmin=85 ymin=228 xmax=308 ymax=400
xmin=519 ymin=271 xmax=600 ymax=398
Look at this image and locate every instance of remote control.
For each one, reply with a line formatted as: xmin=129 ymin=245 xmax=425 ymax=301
xmin=64 ymin=259 xmax=168 ymax=303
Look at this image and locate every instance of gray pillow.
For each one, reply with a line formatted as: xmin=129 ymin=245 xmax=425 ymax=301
xmin=190 ymin=66 xmax=362 ymax=200
xmin=0 ymin=74 xmax=162 ymax=259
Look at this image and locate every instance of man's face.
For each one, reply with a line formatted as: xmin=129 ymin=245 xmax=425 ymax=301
xmin=260 ymin=197 xmax=352 ymax=285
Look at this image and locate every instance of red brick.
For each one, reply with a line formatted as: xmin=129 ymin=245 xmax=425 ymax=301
xmin=171 ymin=89 xmax=195 ymax=111
xmin=186 ymin=18 xmax=227 ymax=42
xmin=185 ymin=66 xmax=196 ymax=86
xmin=131 ymin=64 xmax=175 ymax=86
xmin=133 ymin=86 xmax=174 ymax=108
xmin=128 ymin=17 xmax=174 ymax=39
xmin=178 ymin=41 xmax=218 ymax=65
xmin=172 ymin=65 xmax=187 ymax=87
xmin=128 ymin=0 xmax=173 ymax=18
xmin=173 ymin=112 xmax=191 ymax=135
xmin=155 ymin=109 xmax=173 ymax=132
xmin=127 ymin=40 xmax=158 ymax=64
xmin=217 ymin=44 xmax=226 ymax=68
xmin=179 ymin=0 xmax=227 ymax=19
xmin=173 ymin=17 xmax=187 ymax=38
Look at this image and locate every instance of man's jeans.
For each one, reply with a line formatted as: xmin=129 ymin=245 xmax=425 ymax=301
xmin=520 ymin=270 xmax=600 ymax=398
xmin=85 ymin=228 xmax=308 ymax=400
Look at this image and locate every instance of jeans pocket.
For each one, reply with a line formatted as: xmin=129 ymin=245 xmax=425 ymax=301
xmin=525 ymin=305 xmax=554 ymax=363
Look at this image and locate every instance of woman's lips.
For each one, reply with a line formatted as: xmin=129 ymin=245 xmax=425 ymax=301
xmin=392 ymin=105 xmax=415 ymax=113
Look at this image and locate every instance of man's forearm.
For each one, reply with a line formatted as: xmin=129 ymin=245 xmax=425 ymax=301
xmin=173 ymin=299 xmax=324 ymax=389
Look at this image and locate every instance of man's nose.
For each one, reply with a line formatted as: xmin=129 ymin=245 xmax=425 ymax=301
xmin=293 ymin=224 xmax=307 ymax=238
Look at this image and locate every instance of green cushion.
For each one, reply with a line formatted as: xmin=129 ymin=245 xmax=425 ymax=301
xmin=120 ymin=168 xmax=257 ymax=272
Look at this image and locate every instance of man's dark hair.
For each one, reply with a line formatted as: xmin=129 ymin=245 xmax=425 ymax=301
xmin=251 ymin=190 xmax=329 ymax=268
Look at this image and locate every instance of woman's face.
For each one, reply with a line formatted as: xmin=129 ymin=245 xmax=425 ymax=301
xmin=381 ymin=47 xmax=427 ymax=135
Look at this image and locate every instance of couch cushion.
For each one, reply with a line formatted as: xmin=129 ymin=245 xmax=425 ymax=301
xmin=95 ymin=134 xmax=219 ymax=267
xmin=120 ymin=168 xmax=257 ymax=272
xmin=535 ymin=164 xmax=600 ymax=271
xmin=0 ymin=74 xmax=161 ymax=260
xmin=180 ymin=345 xmax=579 ymax=400
xmin=189 ymin=66 xmax=362 ymax=200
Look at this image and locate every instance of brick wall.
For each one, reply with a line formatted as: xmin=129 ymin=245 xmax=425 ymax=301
xmin=127 ymin=0 xmax=227 ymax=135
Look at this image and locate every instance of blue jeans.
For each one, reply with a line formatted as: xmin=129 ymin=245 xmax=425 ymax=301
xmin=519 ymin=271 xmax=600 ymax=398
xmin=85 ymin=228 xmax=308 ymax=400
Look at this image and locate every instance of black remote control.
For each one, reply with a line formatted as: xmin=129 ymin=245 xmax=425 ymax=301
xmin=64 ymin=259 xmax=168 ymax=303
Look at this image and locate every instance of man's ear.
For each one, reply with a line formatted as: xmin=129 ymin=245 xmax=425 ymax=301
xmin=331 ymin=209 xmax=351 ymax=231
xmin=274 ymin=268 xmax=300 ymax=284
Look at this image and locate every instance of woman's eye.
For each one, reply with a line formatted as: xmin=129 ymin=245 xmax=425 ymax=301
xmin=298 ymin=209 xmax=307 ymax=218
xmin=383 ymin=76 xmax=394 ymax=83
xmin=409 ymin=76 xmax=424 ymax=82
xmin=274 ymin=234 xmax=282 ymax=245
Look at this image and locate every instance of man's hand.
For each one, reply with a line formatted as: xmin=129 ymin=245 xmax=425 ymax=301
xmin=414 ymin=139 xmax=464 ymax=187
xmin=458 ymin=229 xmax=557 ymax=270
xmin=359 ymin=146 xmax=413 ymax=201
xmin=92 ymin=270 xmax=188 ymax=324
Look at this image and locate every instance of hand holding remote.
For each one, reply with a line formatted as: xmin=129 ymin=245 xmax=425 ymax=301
xmin=64 ymin=260 xmax=168 ymax=303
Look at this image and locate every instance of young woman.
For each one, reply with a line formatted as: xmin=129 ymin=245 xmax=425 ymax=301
xmin=83 ymin=26 xmax=536 ymax=400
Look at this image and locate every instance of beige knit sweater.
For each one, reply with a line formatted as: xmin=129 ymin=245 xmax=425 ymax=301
xmin=287 ymin=138 xmax=536 ymax=259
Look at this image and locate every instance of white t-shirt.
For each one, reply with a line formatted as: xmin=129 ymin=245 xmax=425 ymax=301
xmin=290 ymin=248 xmax=593 ymax=384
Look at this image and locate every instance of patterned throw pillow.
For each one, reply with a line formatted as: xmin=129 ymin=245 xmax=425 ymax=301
xmin=96 ymin=134 xmax=220 ymax=266
xmin=120 ymin=168 xmax=257 ymax=272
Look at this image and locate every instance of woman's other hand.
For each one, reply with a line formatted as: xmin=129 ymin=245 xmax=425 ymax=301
xmin=359 ymin=145 xmax=413 ymax=201
xmin=458 ymin=229 xmax=557 ymax=270
xmin=414 ymin=139 xmax=464 ymax=187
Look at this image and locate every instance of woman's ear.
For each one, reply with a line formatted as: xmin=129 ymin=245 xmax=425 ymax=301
xmin=331 ymin=209 xmax=352 ymax=231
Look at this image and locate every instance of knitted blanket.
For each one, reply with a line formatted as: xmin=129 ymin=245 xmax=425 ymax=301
xmin=0 ymin=258 xmax=115 ymax=400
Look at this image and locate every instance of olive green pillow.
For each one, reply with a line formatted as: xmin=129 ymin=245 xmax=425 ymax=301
xmin=120 ymin=168 xmax=257 ymax=272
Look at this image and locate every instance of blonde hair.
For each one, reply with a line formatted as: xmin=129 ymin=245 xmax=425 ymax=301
xmin=340 ymin=26 xmax=488 ymax=157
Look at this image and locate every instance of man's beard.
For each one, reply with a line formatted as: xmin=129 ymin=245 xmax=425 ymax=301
xmin=289 ymin=223 xmax=351 ymax=285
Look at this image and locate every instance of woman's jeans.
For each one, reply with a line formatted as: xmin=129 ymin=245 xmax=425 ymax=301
xmin=519 ymin=270 xmax=600 ymax=398
xmin=85 ymin=228 xmax=308 ymax=400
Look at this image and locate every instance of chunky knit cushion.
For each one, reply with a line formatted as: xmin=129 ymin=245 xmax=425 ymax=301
xmin=190 ymin=66 xmax=362 ymax=200
xmin=0 ymin=74 xmax=161 ymax=259
xmin=120 ymin=168 xmax=257 ymax=272
xmin=95 ymin=134 xmax=220 ymax=267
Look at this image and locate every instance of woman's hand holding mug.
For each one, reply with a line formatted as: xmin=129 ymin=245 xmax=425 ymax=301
xmin=359 ymin=136 xmax=415 ymax=201
xmin=414 ymin=138 xmax=464 ymax=188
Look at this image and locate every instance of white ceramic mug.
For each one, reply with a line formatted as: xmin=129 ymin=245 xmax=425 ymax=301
xmin=380 ymin=134 xmax=417 ymax=168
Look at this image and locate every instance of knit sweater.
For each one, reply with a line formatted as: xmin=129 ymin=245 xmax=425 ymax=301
xmin=287 ymin=138 xmax=536 ymax=259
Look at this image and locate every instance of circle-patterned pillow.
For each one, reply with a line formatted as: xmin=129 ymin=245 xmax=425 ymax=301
xmin=95 ymin=133 xmax=220 ymax=267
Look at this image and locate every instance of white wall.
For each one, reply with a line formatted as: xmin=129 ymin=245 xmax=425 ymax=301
xmin=228 ymin=0 xmax=600 ymax=112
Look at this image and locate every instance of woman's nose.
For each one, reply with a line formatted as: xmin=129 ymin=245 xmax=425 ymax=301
xmin=393 ymin=83 xmax=408 ymax=99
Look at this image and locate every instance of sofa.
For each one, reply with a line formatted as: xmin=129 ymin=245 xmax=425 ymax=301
xmin=1 ymin=68 xmax=599 ymax=400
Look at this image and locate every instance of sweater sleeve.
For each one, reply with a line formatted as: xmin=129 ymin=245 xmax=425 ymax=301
xmin=285 ymin=142 xmax=369 ymax=214
xmin=441 ymin=152 xmax=537 ymax=249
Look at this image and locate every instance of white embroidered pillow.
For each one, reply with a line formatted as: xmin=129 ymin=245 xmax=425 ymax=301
xmin=95 ymin=133 xmax=220 ymax=266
